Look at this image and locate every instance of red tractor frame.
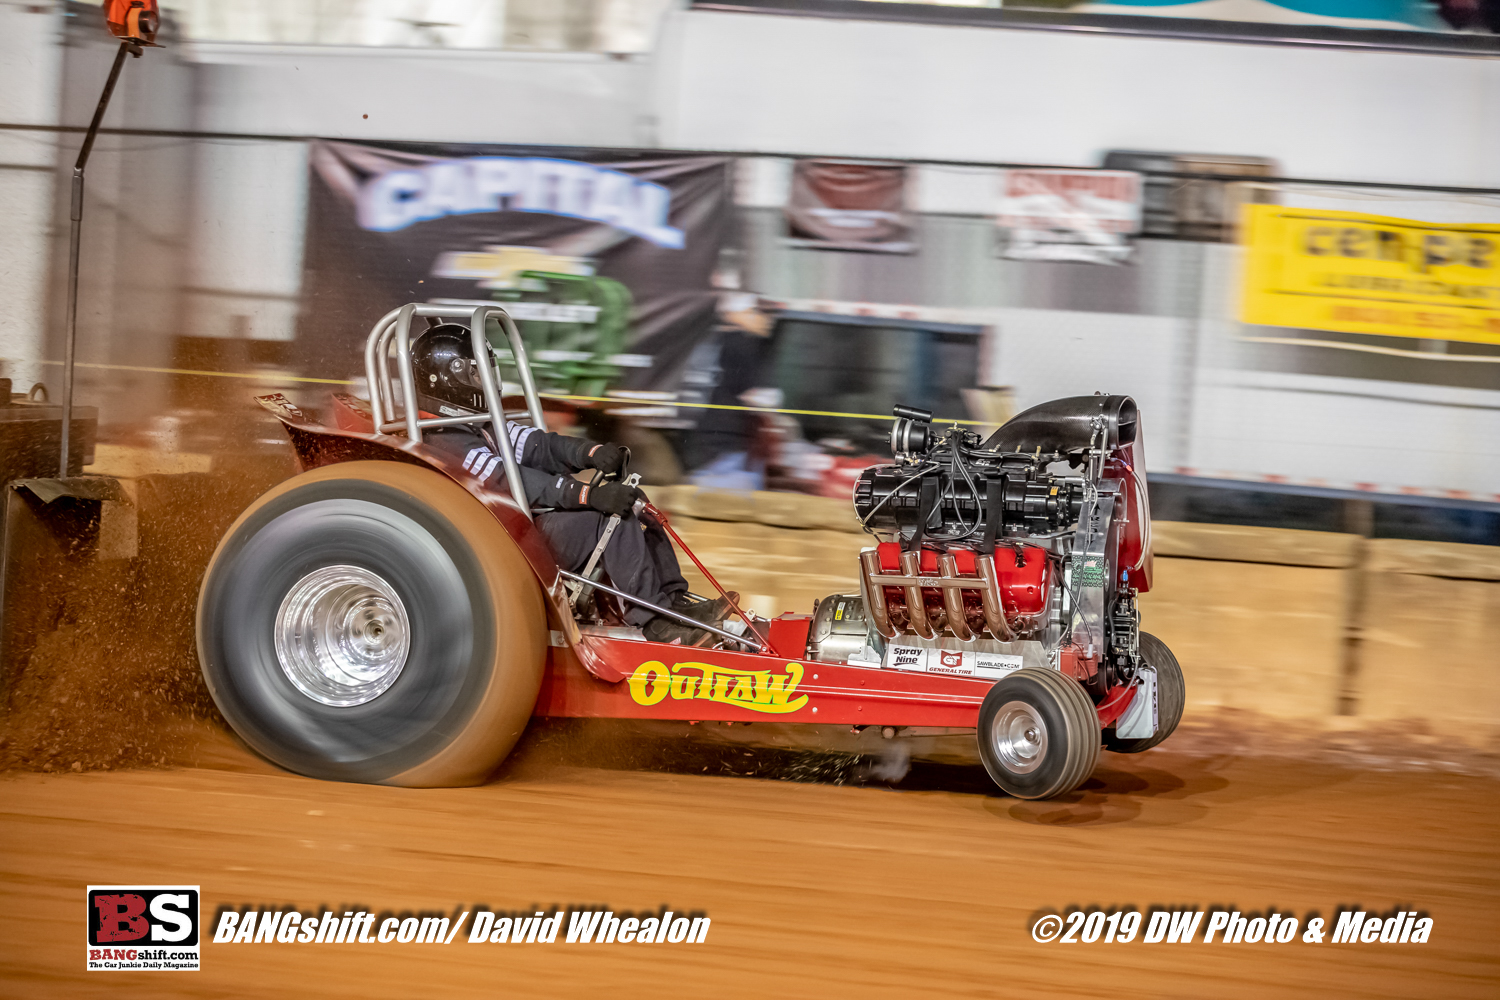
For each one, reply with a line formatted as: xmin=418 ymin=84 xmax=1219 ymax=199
xmin=197 ymin=303 xmax=1183 ymax=799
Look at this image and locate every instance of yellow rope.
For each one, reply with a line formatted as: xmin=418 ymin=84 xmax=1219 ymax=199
xmin=32 ymin=359 xmax=994 ymax=425
xmin=542 ymin=392 xmax=991 ymax=425
xmin=1239 ymin=336 xmax=1500 ymax=363
xmin=41 ymin=359 xmax=357 ymax=384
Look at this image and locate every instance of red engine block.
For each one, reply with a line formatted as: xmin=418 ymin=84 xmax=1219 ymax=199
xmin=990 ymin=545 xmax=1051 ymax=617
xmin=873 ymin=541 xmax=1051 ymax=633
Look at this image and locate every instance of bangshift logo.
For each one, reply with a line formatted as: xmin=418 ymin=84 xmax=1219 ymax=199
xmin=86 ymin=886 xmax=200 ymax=971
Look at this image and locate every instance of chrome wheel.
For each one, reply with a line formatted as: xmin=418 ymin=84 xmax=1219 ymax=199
xmin=977 ymin=668 xmax=1099 ymax=799
xmin=274 ymin=564 xmax=410 ymax=707
xmin=991 ymin=700 xmax=1047 ymax=773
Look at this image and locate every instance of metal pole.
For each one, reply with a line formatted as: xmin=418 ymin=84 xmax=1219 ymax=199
xmin=59 ymin=40 xmax=137 ymax=479
xmin=391 ymin=304 xmax=421 ymax=442
xmin=491 ymin=309 xmax=548 ymax=431
xmin=362 ymin=308 xmax=401 ymax=429
xmin=468 ymin=307 xmax=532 ymax=522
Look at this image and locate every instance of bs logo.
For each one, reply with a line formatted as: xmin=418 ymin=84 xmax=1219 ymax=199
xmin=87 ymin=886 xmax=200 ymax=946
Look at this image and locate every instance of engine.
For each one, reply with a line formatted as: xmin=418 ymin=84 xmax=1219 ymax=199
xmin=822 ymin=395 xmax=1155 ymax=695
xmin=853 ymin=434 xmax=1087 ymax=544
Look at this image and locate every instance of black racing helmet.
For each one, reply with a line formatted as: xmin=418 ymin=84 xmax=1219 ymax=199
xmin=411 ymin=323 xmax=490 ymax=417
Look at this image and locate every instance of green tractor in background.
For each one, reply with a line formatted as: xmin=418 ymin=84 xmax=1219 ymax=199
xmin=432 ymin=245 xmax=677 ymax=478
xmin=432 ymin=244 xmax=638 ymax=400
xmin=483 ymin=270 xmax=633 ymax=400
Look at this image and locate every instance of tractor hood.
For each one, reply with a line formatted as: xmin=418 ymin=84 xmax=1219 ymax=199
xmin=981 ymin=394 xmax=1139 ymax=456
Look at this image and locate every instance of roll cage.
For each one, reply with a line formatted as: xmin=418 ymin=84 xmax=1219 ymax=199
xmin=363 ymin=303 xmax=549 ymax=522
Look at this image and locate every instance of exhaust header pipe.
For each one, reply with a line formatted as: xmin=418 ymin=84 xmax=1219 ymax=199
xmin=860 ymin=549 xmax=1015 ymax=643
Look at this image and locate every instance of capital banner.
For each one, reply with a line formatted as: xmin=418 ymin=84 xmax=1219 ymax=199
xmin=1240 ymin=205 xmax=1500 ymax=345
xmin=299 ymin=141 xmax=733 ymax=394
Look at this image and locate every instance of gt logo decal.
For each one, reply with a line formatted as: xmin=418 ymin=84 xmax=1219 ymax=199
xmin=628 ymin=661 xmax=809 ymax=714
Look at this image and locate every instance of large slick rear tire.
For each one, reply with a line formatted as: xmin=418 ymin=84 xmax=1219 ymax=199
xmin=977 ymin=667 xmax=1101 ymax=800
xmin=197 ymin=461 xmax=547 ymax=786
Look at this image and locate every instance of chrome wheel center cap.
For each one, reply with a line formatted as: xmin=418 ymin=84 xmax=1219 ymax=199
xmin=993 ymin=701 xmax=1048 ymax=774
xmin=274 ymin=565 xmax=411 ymax=707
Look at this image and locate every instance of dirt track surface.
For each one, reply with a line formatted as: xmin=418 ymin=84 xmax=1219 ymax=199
xmin=2 ymin=732 xmax=1497 ymax=1000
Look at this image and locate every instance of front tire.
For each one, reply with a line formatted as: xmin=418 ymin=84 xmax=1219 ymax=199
xmin=1103 ymin=632 xmax=1184 ymax=754
xmin=197 ymin=461 xmax=546 ymax=786
xmin=977 ymin=667 xmax=1101 ymax=800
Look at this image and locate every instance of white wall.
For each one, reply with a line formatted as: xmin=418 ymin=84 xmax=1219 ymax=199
xmin=184 ymin=8 xmax=1500 ymax=186
xmin=188 ymin=42 xmax=652 ymax=147
xmin=170 ymin=0 xmax=509 ymax=48
xmin=170 ymin=8 xmax=1500 ymax=353
xmin=178 ymin=44 xmax=654 ymax=335
xmin=981 ymin=307 xmax=1191 ymax=467
xmin=972 ymin=302 xmax=1500 ymax=497
xmin=655 ymin=9 xmax=1500 ymax=190
xmin=1189 ymin=368 xmax=1500 ymax=497
xmin=977 ymin=244 xmax=1500 ymax=499
xmin=0 ymin=3 xmax=63 ymax=394
xmin=182 ymin=140 xmax=309 ymax=342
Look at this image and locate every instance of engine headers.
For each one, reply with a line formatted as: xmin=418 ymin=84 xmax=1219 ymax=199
xmin=858 ymin=542 xmax=1053 ymax=643
xmin=860 ymin=546 xmax=1011 ymax=641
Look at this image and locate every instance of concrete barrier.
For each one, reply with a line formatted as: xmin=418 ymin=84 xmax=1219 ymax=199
xmin=1150 ymin=521 xmax=1359 ymax=568
xmin=1353 ymin=540 xmax=1500 ymax=739
xmin=1138 ymin=559 xmax=1351 ymax=720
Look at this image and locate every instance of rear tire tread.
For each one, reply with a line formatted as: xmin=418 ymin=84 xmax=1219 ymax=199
xmin=197 ymin=461 xmax=547 ymax=787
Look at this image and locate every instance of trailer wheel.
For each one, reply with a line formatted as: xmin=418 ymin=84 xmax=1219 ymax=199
xmin=977 ymin=667 xmax=1101 ymax=800
xmin=197 ymin=461 xmax=547 ymax=786
xmin=1103 ymin=632 xmax=1184 ymax=754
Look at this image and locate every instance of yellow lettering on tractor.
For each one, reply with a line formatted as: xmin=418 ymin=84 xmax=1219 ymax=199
xmin=669 ymin=672 xmax=699 ymax=700
xmin=628 ymin=661 xmax=808 ymax=714
xmin=627 ymin=661 xmax=671 ymax=706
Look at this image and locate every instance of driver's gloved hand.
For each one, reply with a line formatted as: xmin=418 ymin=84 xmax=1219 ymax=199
xmin=587 ymin=443 xmax=626 ymax=476
xmin=585 ymin=481 xmax=645 ymax=517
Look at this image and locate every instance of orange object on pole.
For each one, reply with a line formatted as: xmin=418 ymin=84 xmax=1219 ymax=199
xmin=105 ymin=0 xmax=160 ymax=45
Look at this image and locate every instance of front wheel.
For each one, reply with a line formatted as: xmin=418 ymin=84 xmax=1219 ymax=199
xmin=977 ymin=667 xmax=1101 ymax=800
xmin=1103 ymin=632 xmax=1184 ymax=754
xmin=196 ymin=461 xmax=547 ymax=786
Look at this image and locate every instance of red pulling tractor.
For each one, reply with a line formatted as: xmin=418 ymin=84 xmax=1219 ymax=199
xmin=196 ymin=304 xmax=1184 ymax=800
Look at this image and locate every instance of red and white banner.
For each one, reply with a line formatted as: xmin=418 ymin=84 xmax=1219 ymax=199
xmin=996 ymin=169 xmax=1143 ymax=264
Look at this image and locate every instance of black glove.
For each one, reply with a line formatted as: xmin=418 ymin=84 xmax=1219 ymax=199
xmin=584 ymin=481 xmax=645 ymax=518
xmin=587 ymin=443 xmax=626 ymax=476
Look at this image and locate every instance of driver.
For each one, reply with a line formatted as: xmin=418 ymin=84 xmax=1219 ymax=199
xmin=410 ymin=324 xmax=733 ymax=646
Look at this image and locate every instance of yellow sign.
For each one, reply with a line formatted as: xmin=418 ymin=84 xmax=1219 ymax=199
xmin=1240 ymin=205 xmax=1500 ymax=345
xmin=627 ymin=660 xmax=809 ymax=714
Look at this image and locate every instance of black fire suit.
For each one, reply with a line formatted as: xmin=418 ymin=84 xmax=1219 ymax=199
xmin=426 ymin=422 xmax=687 ymax=626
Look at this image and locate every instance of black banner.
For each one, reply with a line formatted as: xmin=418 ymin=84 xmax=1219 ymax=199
xmin=298 ymin=141 xmax=732 ymax=394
